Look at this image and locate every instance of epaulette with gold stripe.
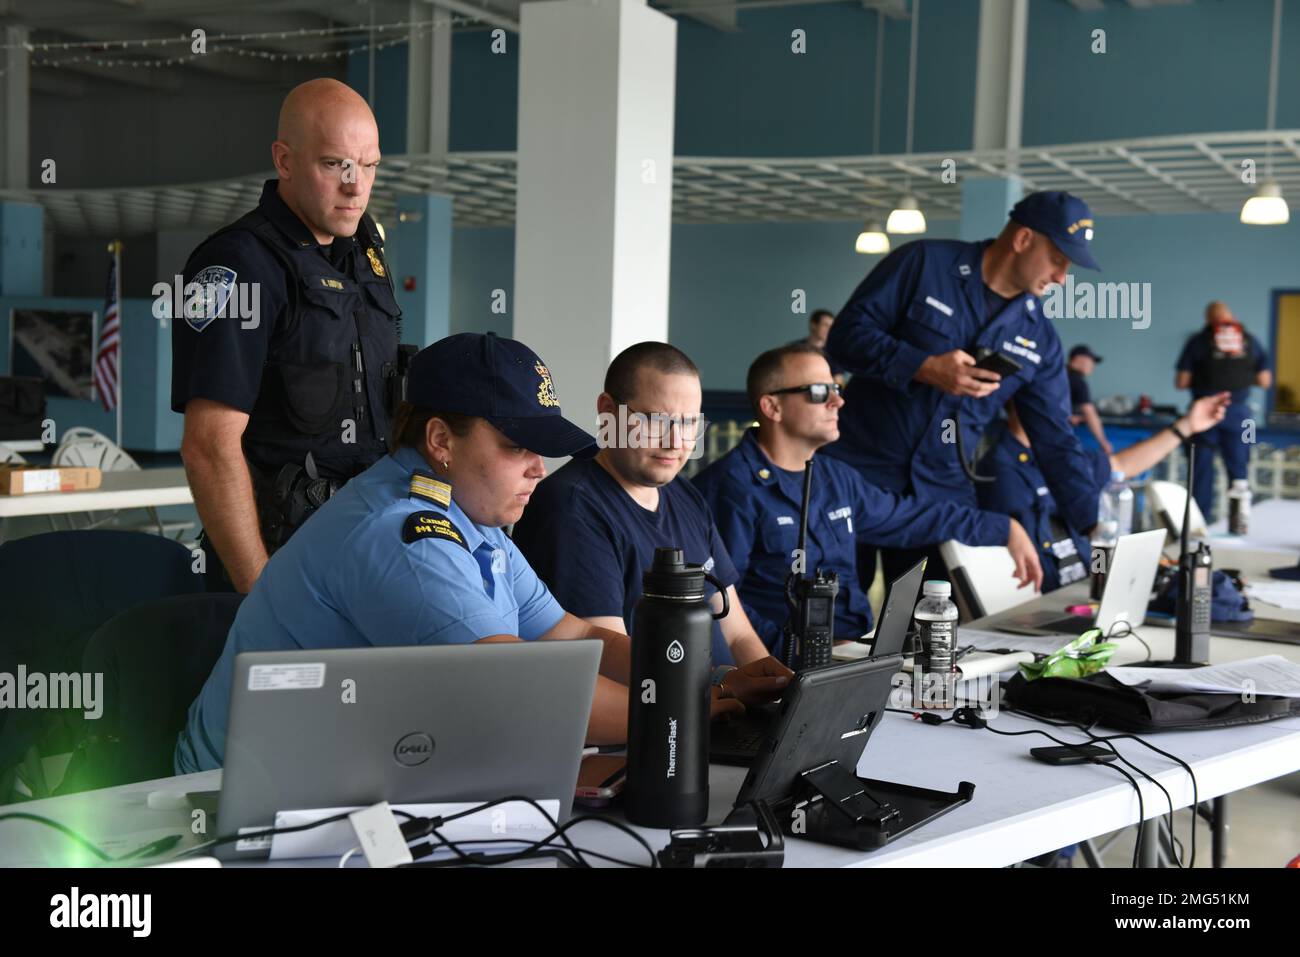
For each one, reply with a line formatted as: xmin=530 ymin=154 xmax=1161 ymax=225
xmin=409 ymin=470 xmax=452 ymax=508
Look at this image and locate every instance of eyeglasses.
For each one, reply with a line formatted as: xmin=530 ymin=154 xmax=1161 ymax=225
xmin=769 ymin=382 xmax=842 ymax=404
xmin=619 ymin=403 xmax=706 ymax=443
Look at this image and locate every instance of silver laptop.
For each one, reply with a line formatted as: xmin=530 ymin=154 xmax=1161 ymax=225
xmin=989 ymin=528 xmax=1166 ymax=638
xmin=214 ymin=641 xmax=601 ymax=861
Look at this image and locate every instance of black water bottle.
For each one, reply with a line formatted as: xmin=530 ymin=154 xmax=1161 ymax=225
xmin=625 ymin=547 xmax=729 ymax=828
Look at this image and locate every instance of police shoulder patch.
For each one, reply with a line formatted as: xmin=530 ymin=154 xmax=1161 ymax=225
xmin=185 ymin=265 xmax=238 ymax=333
xmin=402 ymin=511 xmax=469 ymax=551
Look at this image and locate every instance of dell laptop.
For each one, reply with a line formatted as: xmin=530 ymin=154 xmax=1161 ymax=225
xmin=214 ymin=641 xmax=601 ymax=861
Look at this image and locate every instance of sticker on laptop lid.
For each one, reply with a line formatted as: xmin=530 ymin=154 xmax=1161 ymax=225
xmin=248 ymin=663 xmax=326 ymax=691
xmin=235 ymin=827 xmax=274 ymax=853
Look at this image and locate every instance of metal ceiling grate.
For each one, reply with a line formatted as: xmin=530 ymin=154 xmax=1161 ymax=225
xmin=6 ymin=130 xmax=1298 ymax=236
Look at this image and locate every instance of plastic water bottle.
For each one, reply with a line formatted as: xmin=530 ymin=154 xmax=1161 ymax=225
xmin=1228 ymin=479 xmax=1251 ymax=536
xmin=1090 ymin=471 xmax=1132 ymax=599
xmin=913 ymin=580 xmax=958 ymax=710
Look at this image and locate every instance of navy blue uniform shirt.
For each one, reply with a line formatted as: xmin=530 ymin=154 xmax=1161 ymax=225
xmin=824 ymin=239 xmax=1099 ymax=535
xmin=511 ymin=457 xmax=742 ymax=665
xmin=977 ymin=428 xmax=1111 ymax=593
xmin=1175 ymin=329 xmax=1268 ymax=404
xmin=694 ymin=429 xmax=1010 ymax=651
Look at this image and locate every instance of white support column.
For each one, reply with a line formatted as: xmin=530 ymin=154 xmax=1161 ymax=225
xmin=972 ymin=0 xmax=1028 ymax=154
xmin=2 ymin=26 xmax=30 ymax=189
xmin=513 ymin=0 xmax=677 ymax=433
xmin=408 ymin=1 xmax=452 ymax=157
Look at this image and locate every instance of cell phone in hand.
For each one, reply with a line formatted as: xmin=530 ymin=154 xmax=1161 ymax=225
xmin=973 ymin=350 xmax=1023 ymax=378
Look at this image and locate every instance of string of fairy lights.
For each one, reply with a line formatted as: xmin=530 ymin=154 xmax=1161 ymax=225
xmin=0 ymin=16 xmax=486 ymax=74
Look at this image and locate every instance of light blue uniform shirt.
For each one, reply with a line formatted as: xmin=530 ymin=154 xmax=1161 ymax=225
xmin=175 ymin=445 xmax=565 ymax=773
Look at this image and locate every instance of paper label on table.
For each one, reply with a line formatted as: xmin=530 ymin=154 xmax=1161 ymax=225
xmin=21 ymin=470 xmax=60 ymax=493
xmin=248 ymin=663 xmax=325 ymax=691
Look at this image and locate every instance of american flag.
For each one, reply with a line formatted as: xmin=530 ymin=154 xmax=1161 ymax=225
xmin=93 ymin=242 xmax=121 ymax=412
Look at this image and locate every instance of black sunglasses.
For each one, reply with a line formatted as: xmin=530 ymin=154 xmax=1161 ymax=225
xmin=769 ymin=382 xmax=842 ymax=403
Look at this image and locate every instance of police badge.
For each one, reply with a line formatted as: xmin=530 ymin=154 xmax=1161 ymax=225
xmin=185 ymin=265 xmax=238 ymax=333
xmin=366 ymin=248 xmax=386 ymax=277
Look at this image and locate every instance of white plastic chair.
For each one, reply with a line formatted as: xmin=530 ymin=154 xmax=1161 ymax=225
xmin=0 ymin=443 xmax=26 ymax=465
xmin=939 ymin=540 xmax=1027 ymax=621
xmin=1148 ymin=480 xmax=1208 ymax=543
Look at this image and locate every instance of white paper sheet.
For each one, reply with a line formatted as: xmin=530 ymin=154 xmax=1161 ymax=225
xmin=1108 ymin=655 xmax=1300 ymax=698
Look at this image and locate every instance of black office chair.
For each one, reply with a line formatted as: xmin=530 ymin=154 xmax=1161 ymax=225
xmin=0 ymin=530 xmax=204 ymax=799
xmin=57 ymin=593 xmax=243 ymax=795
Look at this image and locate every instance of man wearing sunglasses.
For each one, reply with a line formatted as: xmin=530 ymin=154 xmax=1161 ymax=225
xmin=511 ymin=341 xmax=793 ymax=704
xmin=824 ymin=190 xmax=1104 ymax=593
xmin=694 ymin=343 xmax=1041 ymax=652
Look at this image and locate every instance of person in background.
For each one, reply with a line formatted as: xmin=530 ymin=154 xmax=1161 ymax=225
xmin=801 ymin=309 xmax=846 ymax=384
xmin=979 ymin=392 xmax=1230 ymax=592
xmin=1175 ymin=301 xmax=1272 ymax=520
xmin=1066 ymin=345 xmax=1112 ymax=455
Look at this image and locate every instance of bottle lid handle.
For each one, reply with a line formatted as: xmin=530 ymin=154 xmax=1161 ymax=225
xmin=705 ymin=572 xmax=730 ymax=620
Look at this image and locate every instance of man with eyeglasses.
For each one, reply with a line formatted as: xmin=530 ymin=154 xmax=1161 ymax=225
xmin=511 ymin=342 xmax=793 ymax=701
xmin=694 ymin=343 xmax=1041 ymax=653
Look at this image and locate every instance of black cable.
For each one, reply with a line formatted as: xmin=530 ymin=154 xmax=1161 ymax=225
xmin=1003 ymin=705 xmax=1201 ymax=869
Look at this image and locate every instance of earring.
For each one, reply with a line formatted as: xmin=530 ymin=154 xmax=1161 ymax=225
xmin=442 ymin=460 xmax=450 ymax=470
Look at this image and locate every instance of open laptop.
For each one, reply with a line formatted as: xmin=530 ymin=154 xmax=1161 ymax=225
xmin=710 ymin=560 xmax=924 ymax=766
xmin=214 ymin=641 xmax=601 ymax=861
xmin=986 ymin=528 xmax=1166 ymax=638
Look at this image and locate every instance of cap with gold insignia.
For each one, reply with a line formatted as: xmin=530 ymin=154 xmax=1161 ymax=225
xmin=1009 ymin=191 xmax=1100 ymax=271
xmin=406 ymin=332 xmax=597 ymax=459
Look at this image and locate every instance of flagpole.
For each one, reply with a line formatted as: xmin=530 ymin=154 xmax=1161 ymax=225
xmin=110 ymin=240 xmax=123 ymax=448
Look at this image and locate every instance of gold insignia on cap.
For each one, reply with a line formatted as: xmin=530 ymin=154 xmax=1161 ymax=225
xmin=410 ymin=473 xmax=452 ymax=508
xmin=535 ymin=360 xmax=559 ymax=408
xmin=366 ymin=247 xmax=386 ymax=277
xmin=758 ymin=468 xmax=771 ymax=480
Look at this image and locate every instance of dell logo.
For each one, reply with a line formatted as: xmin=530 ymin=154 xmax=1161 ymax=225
xmin=394 ymin=732 xmax=434 ymax=767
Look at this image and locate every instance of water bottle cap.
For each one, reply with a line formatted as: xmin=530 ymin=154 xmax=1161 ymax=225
xmin=922 ymin=580 xmax=951 ymax=598
xmin=1231 ymin=479 xmax=1249 ymax=490
xmin=1110 ymin=470 xmax=1126 ymax=483
xmin=642 ymin=547 xmax=707 ymax=600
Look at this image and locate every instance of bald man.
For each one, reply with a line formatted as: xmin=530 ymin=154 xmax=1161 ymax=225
xmin=172 ymin=78 xmax=406 ymax=592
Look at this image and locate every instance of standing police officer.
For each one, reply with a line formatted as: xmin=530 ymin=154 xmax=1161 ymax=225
xmin=172 ymin=79 xmax=404 ymax=592
xmin=824 ymin=190 xmax=1104 ymax=589
xmin=1175 ymin=301 xmax=1271 ymax=520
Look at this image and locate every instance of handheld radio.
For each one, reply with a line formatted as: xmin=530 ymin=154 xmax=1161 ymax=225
xmin=1174 ymin=436 xmax=1212 ymax=664
xmin=782 ymin=458 xmax=839 ymax=671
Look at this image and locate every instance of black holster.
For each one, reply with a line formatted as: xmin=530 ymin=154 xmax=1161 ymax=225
xmin=250 ymin=458 xmax=340 ymax=553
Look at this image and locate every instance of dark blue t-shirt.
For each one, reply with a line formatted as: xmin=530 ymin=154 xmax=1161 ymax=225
xmin=510 ymin=457 xmax=742 ymax=665
xmin=1068 ymin=368 xmax=1091 ymax=411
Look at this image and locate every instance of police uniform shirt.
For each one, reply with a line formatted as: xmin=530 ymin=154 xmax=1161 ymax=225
xmin=170 ymin=179 xmax=401 ymax=481
xmin=824 ymin=238 xmax=1100 ymax=534
xmin=175 ymin=444 xmax=564 ymax=773
xmin=510 ymin=457 xmax=741 ymax=666
xmin=977 ymin=428 xmax=1111 ymax=593
xmin=693 ymin=429 xmax=1010 ymax=650
xmin=1175 ymin=329 xmax=1269 ymax=404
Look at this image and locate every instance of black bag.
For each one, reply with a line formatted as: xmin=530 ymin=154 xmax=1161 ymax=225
xmin=1002 ymin=671 xmax=1300 ymax=733
xmin=0 ymin=376 xmax=45 ymax=441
